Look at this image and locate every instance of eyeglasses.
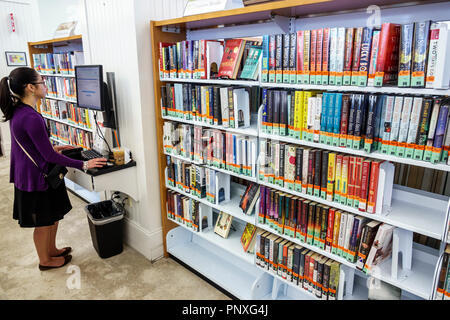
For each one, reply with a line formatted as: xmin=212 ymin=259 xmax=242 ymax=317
xmin=32 ymin=81 xmax=46 ymax=86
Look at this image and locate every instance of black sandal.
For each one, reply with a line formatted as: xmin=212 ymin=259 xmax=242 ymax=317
xmin=39 ymin=255 xmax=72 ymax=271
xmin=52 ymin=247 xmax=72 ymax=257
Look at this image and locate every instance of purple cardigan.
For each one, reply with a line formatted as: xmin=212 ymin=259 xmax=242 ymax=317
xmin=9 ymin=103 xmax=84 ymax=192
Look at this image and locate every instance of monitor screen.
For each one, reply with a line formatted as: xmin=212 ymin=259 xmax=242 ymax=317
xmin=75 ymin=65 xmax=103 ymax=111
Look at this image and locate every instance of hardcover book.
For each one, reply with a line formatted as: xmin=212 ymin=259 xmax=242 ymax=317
xmin=214 ymin=211 xmax=233 ymax=238
xmin=218 ymin=39 xmax=246 ymax=79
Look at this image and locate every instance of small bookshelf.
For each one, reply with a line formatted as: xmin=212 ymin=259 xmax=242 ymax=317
xmin=28 ymin=35 xmax=94 ymax=150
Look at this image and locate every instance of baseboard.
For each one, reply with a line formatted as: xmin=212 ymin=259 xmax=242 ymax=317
xmin=123 ymin=217 xmax=164 ymax=262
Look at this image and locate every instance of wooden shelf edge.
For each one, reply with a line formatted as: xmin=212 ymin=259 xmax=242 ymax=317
xmin=28 ymin=35 xmax=82 ymax=46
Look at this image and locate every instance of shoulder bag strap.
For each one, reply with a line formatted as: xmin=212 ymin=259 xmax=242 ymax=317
xmin=12 ymin=133 xmax=43 ymax=174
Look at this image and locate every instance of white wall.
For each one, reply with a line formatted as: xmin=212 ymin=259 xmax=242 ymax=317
xmin=80 ymin=0 xmax=186 ymax=261
xmin=0 ymin=0 xmax=41 ymax=155
xmin=37 ymin=0 xmax=82 ymax=39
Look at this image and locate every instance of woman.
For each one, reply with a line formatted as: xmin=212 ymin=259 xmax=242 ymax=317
xmin=0 ymin=67 xmax=107 ymax=270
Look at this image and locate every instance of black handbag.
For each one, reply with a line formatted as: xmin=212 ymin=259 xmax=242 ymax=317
xmin=14 ymin=135 xmax=68 ymax=189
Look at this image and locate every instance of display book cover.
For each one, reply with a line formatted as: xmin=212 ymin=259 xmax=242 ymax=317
xmin=214 ymin=211 xmax=233 ymax=238
xmin=240 ymin=223 xmax=259 ymax=253
xmin=218 ymin=39 xmax=246 ymax=79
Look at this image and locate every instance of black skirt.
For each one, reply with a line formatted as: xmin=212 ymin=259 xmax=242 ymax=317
xmin=13 ymin=180 xmax=73 ymax=228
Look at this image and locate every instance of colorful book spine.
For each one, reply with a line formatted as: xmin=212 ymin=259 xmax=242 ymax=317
xmin=303 ymin=30 xmax=311 ymax=84
xmin=389 ymin=96 xmax=404 ymax=156
xmin=335 ymin=27 xmax=346 ymax=85
xmin=310 ymin=29 xmax=317 ymax=85
xmin=290 ymin=32 xmax=297 ymax=84
xmin=411 ymin=21 xmax=431 ymax=87
xmin=380 ymin=96 xmax=395 ymax=154
xmin=414 ymin=97 xmax=433 ymax=160
xmin=358 ymin=27 xmax=373 ymax=87
xmin=327 ymin=152 xmax=336 ymax=202
xmin=316 ymin=28 xmax=323 ymax=85
xmin=329 ymin=28 xmax=338 ymax=85
xmin=322 ymin=28 xmax=331 ymax=85
xmin=398 ymin=23 xmax=414 ymax=87
xmin=396 ymin=96 xmax=413 ymax=157
xmin=432 ymin=101 xmax=449 ymax=163
xmin=351 ymin=27 xmax=363 ymax=86
xmin=424 ymin=98 xmax=441 ymax=162
xmin=262 ymin=35 xmax=270 ymax=82
xmin=343 ymin=27 xmax=354 ymax=86
xmin=367 ymin=29 xmax=380 ymax=87
xmin=367 ymin=160 xmax=381 ymax=214
xmin=296 ymin=31 xmax=304 ymax=84
xmin=374 ymin=23 xmax=401 ymax=86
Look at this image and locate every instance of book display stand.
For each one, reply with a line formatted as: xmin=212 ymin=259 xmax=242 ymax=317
xmin=152 ymin=0 xmax=450 ymax=300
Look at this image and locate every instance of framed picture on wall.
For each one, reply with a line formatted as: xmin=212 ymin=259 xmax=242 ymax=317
xmin=5 ymin=51 xmax=27 ymax=66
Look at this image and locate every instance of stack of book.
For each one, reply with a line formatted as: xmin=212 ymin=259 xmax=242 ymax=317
xmin=259 ymin=140 xmax=391 ymax=213
xmin=160 ymin=83 xmax=260 ymax=129
xmin=46 ymin=120 xmax=93 ymax=149
xmin=159 ymin=38 xmax=262 ymax=80
xmin=40 ymin=99 xmax=94 ymax=130
xmin=32 ymin=51 xmax=84 ymax=75
xmin=262 ymin=89 xmax=450 ymax=164
xmin=166 ymin=156 xmax=230 ymax=205
xmin=258 ymin=186 xmax=394 ymax=270
xmin=43 ymin=76 xmax=77 ymax=100
xmin=166 ymin=189 xmax=200 ymax=232
xmin=255 ymin=229 xmax=341 ymax=299
xmin=260 ymin=21 xmax=450 ymax=89
xmin=163 ymin=121 xmax=258 ymax=178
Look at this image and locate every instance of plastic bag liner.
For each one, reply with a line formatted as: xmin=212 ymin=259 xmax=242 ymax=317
xmin=85 ymin=200 xmax=124 ymax=226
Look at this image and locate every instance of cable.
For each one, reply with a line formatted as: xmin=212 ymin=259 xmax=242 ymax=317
xmin=93 ymin=111 xmax=112 ymax=153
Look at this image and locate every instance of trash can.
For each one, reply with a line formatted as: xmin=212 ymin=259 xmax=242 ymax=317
xmin=86 ymin=200 xmax=125 ymax=259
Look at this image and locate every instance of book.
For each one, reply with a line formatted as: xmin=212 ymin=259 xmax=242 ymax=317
xmin=240 ymin=223 xmax=258 ymax=253
xmin=356 ymin=221 xmax=382 ymax=270
xmin=426 ymin=22 xmax=450 ymax=89
xmin=240 ymin=183 xmax=260 ymax=215
xmin=363 ymin=223 xmax=395 ymax=274
xmin=218 ymin=39 xmax=246 ymax=79
xmin=411 ymin=21 xmax=431 ymax=87
xmin=214 ymin=211 xmax=233 ymax=238
xmin=240 ymin=46 xmax=262 ymax=80
xmin=374 ymin=23 xmax=401 ymax=86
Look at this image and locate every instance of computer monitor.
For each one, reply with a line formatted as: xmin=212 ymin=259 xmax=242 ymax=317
xmin=75 ymin=65 xmax=104 ymax=111
xmin=75 ymin=65 xmax=117 ymax=130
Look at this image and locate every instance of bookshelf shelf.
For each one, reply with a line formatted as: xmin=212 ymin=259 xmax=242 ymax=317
xmin=256 ymin=265 xmax=320 ymax=300
xmin=49 ymin=137 xmax=71 ymax=146
xmin=160 ymin=77 xmax=259 ymax=87
xmin=45 ymin=95 xmax=77 ymax=103
xmin=259 ymin=132 xmax=450 ymax=172
xmin=40 ymin=73 xmax=75 ymax=78
xmin=259 ymin=82 xmax=450 ymax=96
xmin=166 ymin=226 xmax=265 ymax=300
xmin=42 ymin=114 xmax=94 ymax=133
xmin=168 ymin=217 xmax=255 ymax=265
xmin=152 ymin=1 xmax=450 ymax=301
xmin=162 ymin=116 xmax=259 ymax=137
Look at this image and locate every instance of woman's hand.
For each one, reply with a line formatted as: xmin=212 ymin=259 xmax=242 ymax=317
xmin=86 ymin=158 xmax=108 ymax=169
xmin=54 ymin=145 xmax=74 ymax=153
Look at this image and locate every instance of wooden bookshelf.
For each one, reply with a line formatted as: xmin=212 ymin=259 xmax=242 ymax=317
xmin=28 ymin=35 xmax=94 ymax=149
xmin=151 ymin=1 xmax=449 ymax=300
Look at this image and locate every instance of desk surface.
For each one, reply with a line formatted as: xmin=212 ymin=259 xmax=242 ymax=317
xmin=87 ymin=160 xmax=137 ymax=176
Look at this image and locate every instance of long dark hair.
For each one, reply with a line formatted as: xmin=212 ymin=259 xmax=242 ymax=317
xmin=0 ymin=67 xmax=40 ymax=121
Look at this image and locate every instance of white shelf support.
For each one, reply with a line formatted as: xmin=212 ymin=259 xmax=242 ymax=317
xmin=391 ymin=228 xmax=413 ymax=280
xmin=339 ymin=265 xmax=355 ymax=300
xmin=271 ymin=277 xmax=286 ymax=300
xmin=250 ymin=272 xmax=273 ymax=300
xmin=199 ymin=203 xmax=213 ymax=232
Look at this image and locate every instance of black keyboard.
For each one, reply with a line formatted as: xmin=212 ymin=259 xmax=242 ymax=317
xmin=81 ymin=149 xmax=104 ymax=160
